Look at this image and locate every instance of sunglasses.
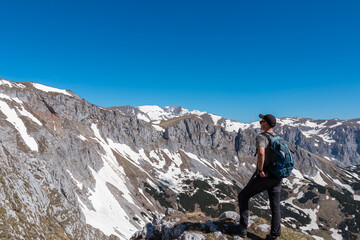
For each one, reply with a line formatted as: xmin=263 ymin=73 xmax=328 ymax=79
xmin=259 ymin=120 xmax=266 ymax=124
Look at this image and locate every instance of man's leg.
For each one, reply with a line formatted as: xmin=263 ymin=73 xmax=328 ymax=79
xmin=267 ymin=179 xmax=282 ymax=237
xmin=238 ymin=174 xmax=275 ymax=228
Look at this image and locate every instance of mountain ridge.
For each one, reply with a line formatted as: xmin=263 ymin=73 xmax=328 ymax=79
xmin=0 ymin=78 xmax=359 ymax=239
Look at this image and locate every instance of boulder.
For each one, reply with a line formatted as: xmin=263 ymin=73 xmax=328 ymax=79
xmin=177 ymin=232 xmax=206 ymax=240
xmin=152 ymin=212 xmax=163 ymax=226
xmin=130 ymin=230 xmax=142 ymax=239
xmin=232 ymin=236 xmax=243 ymax=240
xmin=213 ymin=231 xmax=228 ymax=240
xmin=256 ymin=223 xmax=270 ymax=233
xmin=165 ymin=208 xmax=177 ymax=216
xmin=218 ymin=211 xmax=240 ymax=222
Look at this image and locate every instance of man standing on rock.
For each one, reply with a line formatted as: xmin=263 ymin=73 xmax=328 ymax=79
xmin=237 ymin=114 xmax=282 ymax=240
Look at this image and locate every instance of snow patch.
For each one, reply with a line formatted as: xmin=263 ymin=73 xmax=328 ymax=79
xmin=222 ymin=119 xmax=252 ymax=132
xmin=333 ymin=179 xmax=359 ymax=201
xmin=0 ymin=79 xmax=12 ymax=87
xmin=136 ymin=112 xmax=150 ymax=122
xmin=32 ymin=83 xmax=72 ymax=96
xmin=67 ymin=170 xmax=83 ymax=189
xmin=78 ymin=167 xmax=137 ymax=240
xmin=106 ymin=138 xmax=141 ymax=165
xmin=0 ymin=94 xmax=42 ymax=125
xmin=310 ymin=169 xmax=327 ymax=186
xmin=312 ymin=236 xmax=325 ymax=240
xmin=17 ymin=106 xmax=42 ymax=126
xmin=292 ymin=169 xmax=304 ymax=179
xmin=330 ymin=228 xmax=343 ymax=240
xmin=138 ymin=188 xmax=153 ymax=205
xmin=333 ymin=179 xmax=354 ymax=194
xmin=0 ymin=79 xmax=25 ymax=88
xmin=283 ymin=197 xmax=319 ymax=232
xmin=137 ymin=105 xmax=192 ymax=122
xmin=213 ymin=159 xmax=229 ymax=174
xmin=328 ymin=122 xmax=343 ymax=128
xmin=90 ymin=124 xmax=134 ymax=201
xmin=297 ymin=191 xmax=304 ymax=199
xmin=162 ymin=149 xmax=182 ymax=167
xmin=354 ymin=195 xmax=360 ymax=201
xmin=182 ymin=151 xmax=232 ymax=185
xmin=0 ymin=100 xmax=38 ymax=151
xmin=209 ymin=113 xmax=222 ymax=124
xmin=278 ymin=118 xmax=336 ymax=143
xmin=346 ymin=171 xmax=360 ymax=181
xmin=78 ymin=135 xmax=87 ymax=141
xmin=0 ymin=93 xmax=23 ymax=104
xmin=152 ymin=124 xmax=164 ymax=131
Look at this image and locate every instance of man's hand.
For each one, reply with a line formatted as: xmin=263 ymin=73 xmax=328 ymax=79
xmin=259 ymin=171 xmax=268 ymax=178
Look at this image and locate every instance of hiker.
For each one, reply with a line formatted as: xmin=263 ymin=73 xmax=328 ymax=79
xmin=238 ymin=114 xmax=283 ymax=240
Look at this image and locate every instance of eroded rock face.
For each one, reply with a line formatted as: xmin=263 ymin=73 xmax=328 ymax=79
xmin=0 ymin=79 xmax=359 ymax=240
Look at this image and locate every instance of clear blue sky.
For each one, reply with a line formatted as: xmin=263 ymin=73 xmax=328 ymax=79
xmin=1 ymin=0 xmax=359 ymax=123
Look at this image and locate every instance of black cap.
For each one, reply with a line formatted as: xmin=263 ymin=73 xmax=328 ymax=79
xmin=259 ymin=114 xmax=276 ymax=127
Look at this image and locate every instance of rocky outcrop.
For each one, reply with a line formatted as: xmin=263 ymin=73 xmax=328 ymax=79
xmin=131 ymin=211 xmax=314 ymax=240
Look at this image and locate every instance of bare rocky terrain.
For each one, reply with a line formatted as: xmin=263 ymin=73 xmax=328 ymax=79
xmin=0 ymin=78 xmax=359 ymax=239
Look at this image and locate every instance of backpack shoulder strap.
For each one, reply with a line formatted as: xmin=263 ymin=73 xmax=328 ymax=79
xmin=255 ymin=132 xmax=273 ymax=156
xmin=261 ymin=132 xmax=273 ymax=142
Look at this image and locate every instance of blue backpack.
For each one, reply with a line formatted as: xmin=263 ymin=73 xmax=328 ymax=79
xmin=262 ymin=132 xmax=294 ymax=178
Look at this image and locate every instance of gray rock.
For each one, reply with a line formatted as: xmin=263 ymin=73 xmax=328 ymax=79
xmin=248 ymin=215 xmax=258 ymax=226
xmin=232 ymin=236 xmax=243 ymax=240
xmin=177 ymin=232 xmax=206 ymax=240
xmin=152 ymin=213 xmax=163 ymax=226
xmin=130 ymin=230 xmax=142 ymax=239
xmin=161 ymin=219 xmax=182 ymax=239
xmin=161 ymin=218 xmax=181 ymax=230
xmin=165 ymin=208 xmax=177 ymax=216
xmin=219 ymin=211 xmax=240 ymax=222
xmin=214 ymin=231 xmax=228 ymax=240
xmin=256 ymin=224 xmax=270 ymax=233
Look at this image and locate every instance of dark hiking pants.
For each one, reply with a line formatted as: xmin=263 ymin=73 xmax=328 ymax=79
xmin=238 ymin=173 xmax=282 ymax=236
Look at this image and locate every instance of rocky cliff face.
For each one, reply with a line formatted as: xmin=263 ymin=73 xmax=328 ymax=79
xmin=0 ymin=79 xmax=359 ymax=240
xmin=113 ymin=105 xmax=360 ymax=167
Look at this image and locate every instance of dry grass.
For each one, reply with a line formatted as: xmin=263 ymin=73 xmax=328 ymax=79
xmin=160 ymin=211 xmax=315 ymax=240
xmin=158 ymin=114 xmax=198 ymax=128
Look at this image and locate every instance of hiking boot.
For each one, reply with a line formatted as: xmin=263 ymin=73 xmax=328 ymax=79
xmin=265 ymin=234 xmax=279 ymax=240
xmin=239 ymin=226 xmax=247 ymax=237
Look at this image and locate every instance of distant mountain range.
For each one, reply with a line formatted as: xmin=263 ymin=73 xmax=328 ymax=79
xmin=0 ymin=78 xmax=359 ymax=240
xmin=112 ymin=104 xmax=360 ymax=167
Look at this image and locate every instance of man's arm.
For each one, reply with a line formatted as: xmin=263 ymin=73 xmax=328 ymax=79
xmin=257 ymin=146 xmax=268 ymax=178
